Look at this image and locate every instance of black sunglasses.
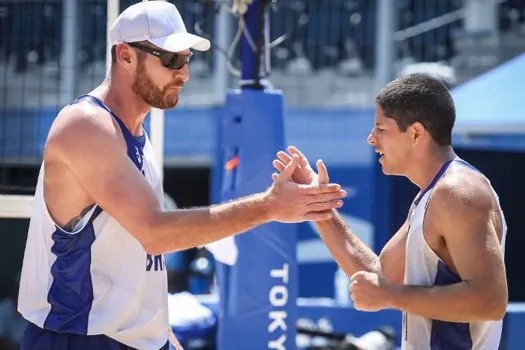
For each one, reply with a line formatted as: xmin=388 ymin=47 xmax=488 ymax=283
xmin=127 ymin=42 xmax=193 ymax=70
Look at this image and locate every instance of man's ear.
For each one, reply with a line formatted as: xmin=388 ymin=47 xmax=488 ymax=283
xmin=410 ymin=122 xmax=426 ymax=144
xmin=116 ymin=43 xmax=134 ymax=67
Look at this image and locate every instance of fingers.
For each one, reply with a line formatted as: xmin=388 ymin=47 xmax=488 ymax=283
xmin=350 ymin=271 xmax=367 ymax=283
xmin=316 ymin=159 xmax=329 ymax=184
xmin=304 ymin=210 xmax=334 ymax=221
xmin=299 ymin=183 xmax=346 ymax=195
xmin=287 ymin=146 xmax=309 ymax=168
xmin=272 ymin=159 xmax=286 ymax=173
xmin=307 ymin=200 xmax=344 ymax=212
xmin=277 ymin=151 xmax=292 ymax=165
xmin=309 ymin=190 xmax=347 ymax=204
xmin=278 ymin=154 xmax=299 ymax=180
xmin=287 ymin=145 xmax=306 ymax=159
xmin=349 ymin=280 xmax=358 ymax=292
xmin=274 ymin=147 xmax=309 ymax=175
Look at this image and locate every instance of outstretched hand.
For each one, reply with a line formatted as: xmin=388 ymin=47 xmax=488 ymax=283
xmin=266 ymin=152 xmax=346 ymax=223
xmin=272 ymin=146 xmax=329 ymax=185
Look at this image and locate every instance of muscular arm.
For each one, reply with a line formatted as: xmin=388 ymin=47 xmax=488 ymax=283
xmin=49 ymin=110 xmax=343 ymax=255
xmin=273 ymin=147 xmax=408 ymax=280
xmin=315 ymin=211 xmax=381 ymax=276
xmin=314 ymin=212 xmax=408 ymax=282
xmin=390 ymin=178 xmax=508 ymax=322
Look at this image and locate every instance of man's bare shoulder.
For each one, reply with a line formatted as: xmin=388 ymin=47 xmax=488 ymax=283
xmin=49 ymin=101 xmax=118 ymax=139
xmin=45 ymin=101 xmax=122 ymax=158
xmin=431 ymin=165 xmax=495 ymax=223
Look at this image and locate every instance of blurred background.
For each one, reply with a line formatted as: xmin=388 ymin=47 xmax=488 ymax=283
xmin=0 ymin=0 xmax=525 ymax=349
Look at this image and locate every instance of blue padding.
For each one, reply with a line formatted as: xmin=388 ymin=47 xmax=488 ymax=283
xmin=215 ymin=89 xmax=298 ymax=350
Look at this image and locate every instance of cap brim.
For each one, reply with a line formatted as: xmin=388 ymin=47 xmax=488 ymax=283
xmin=149 ymin=33 xmax=211 ymax=53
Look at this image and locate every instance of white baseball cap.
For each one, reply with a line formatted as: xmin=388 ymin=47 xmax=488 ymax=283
xmin=109 ymin=1 xmax=211 ymax=53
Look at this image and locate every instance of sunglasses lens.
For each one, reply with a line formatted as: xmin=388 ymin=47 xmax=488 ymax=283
xmin=161 ymin=53 xmax=190 ymax=70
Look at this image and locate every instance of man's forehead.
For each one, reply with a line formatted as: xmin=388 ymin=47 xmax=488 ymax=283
xmin=374 ymin=111 xmax=396 ymax=127
xmin=374 ymin=111 xmax=387 ymax=124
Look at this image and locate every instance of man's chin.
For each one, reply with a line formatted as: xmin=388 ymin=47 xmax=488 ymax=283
xmin=164 ymin=95 xmax=179 ymax=109
xmin=379 ymin=161 xmax=393 ymax=175
xmin=380 ymin=165 xmax=404 ymax=177
xmin=152 ymin=98 xmax=179 ymax=110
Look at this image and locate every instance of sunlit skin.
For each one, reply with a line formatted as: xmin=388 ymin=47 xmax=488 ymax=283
xmin=367 ymin=103 xmax=456 ymax=190
xmin=130 ymin=44 xmax=190 ymax=110
xmin=92 ymin=42 xmax=190 ymax=136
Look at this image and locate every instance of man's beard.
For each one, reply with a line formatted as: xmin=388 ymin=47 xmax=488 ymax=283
xmin=132 ymin=61 xmax=181 ymax=109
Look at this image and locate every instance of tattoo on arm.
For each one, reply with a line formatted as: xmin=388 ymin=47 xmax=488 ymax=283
xmin=62 ymin=204 xmax=96 ymax=231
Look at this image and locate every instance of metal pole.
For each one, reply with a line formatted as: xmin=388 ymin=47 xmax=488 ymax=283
xmin=213 ymin=4 xmax=232 ymax=103
xmin=106 ymin=0 xmax=119 ymax=74
xmin=149 ymin=108 xmax=165 ymax=181
xmin=239 ymin=0 xmax=270 ymax=89
xmin=374 ymin=0 xmax=396 ymax=94
xmin=373 ymin=0 xmax=396 ymax=256
xmin=149 ymin=0 xmax=166 ymax=180
xmin=60 ymin=0 xmax=77 ymax=105
xmin=464 ymin=0 xmax=498 ymax=33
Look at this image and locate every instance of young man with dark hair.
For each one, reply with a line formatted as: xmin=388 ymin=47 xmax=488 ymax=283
xmin=273 ymin=73 xmax=508 ymax=349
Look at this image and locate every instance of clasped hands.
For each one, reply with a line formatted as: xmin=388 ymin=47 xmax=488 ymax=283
xmin=265 ymin=145 xmax=345 ymax=223
xmin=270 ymin=146 xmax=399 ymax=312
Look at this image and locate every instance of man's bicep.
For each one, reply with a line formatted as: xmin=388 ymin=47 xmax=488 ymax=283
xmin=444 ymin=205 xmax=503 ymax=281
xmin=379 ymin=219 xmax=408 ymax=283
xmin=56 ymin=116 xmax=162 ymax=244
xmin=434 ymin=185 xmax=506 ymax=288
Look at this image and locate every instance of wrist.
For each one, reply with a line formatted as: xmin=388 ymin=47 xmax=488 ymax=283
xmin=256 ymin=188 xmax=275 ymax=223
xmin=386 ymin=283 xmax=404 ymax=309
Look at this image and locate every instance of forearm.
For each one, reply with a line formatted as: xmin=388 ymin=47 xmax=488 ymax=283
xmin=391 ymin=282 xmax=506 ymax=322
xmin=146 ymin=192 xmax=271 ymax=254
xmin=315 ymin=210 xmax=380 ymax=276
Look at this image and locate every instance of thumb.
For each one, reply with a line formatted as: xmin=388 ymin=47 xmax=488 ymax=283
xmin=279 ymin=154 xmax=299 ymax=180
xmin=316 ymin=159 xmax=329 ymax=184
xmin=350 ymin=271 xmax=364 ymax=283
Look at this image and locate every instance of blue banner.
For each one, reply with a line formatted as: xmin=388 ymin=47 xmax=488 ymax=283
xmin=215 ymin=89 xmax=298 ymax=350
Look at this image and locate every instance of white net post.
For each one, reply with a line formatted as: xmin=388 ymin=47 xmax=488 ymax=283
xmin=149 ymin=109 xmax=165 ymax=181
xmin=106 ymin=0 xmax=119 ymax=74
xmin=0 ymin=195 xmax=33 ymax=219
xmin=149 ymin=0 xmax=166 ymax=181
xmin=59 ymin=0 xmax=78 ymax=106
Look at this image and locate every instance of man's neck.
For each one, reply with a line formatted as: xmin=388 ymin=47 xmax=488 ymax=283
xmin=91 ymin=79 xmax=150 ymax=136
xmin=408 ymin=146 xmax=456 ymax=191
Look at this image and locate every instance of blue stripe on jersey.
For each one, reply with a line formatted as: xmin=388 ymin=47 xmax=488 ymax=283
xmin=454 ymin=158 xmax=479 ymax=173
xmin=430 ymin=261 xmax=473 ymax=349
xmin=44 ymin=206 xmax=103 ymax=334
xmin=414 ymin=157 xmax=479 ymax=207
xmin=414 ymin=159 xmax=454 ymax=206
xmin=43 ymin=95 xmax=151 ymax=333
xmin=429 ymin=159 xmax=478 ymax=349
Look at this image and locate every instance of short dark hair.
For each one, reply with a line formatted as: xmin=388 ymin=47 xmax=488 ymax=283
xmin=376 ymin=73 xmax=456 ymax=146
